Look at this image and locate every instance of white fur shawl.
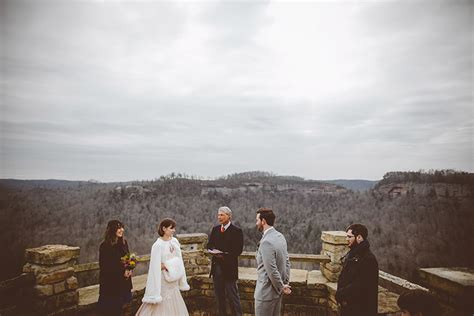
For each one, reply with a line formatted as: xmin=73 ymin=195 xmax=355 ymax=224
xmin=141 ymin=237 xmax=190 ymax=304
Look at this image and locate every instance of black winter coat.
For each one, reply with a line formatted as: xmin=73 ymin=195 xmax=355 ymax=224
xmin=99 ymin=238 xmax=133 ymax=298
xmin=207 ymin=223 xmax=244 ymax=281
xmin=336 ymin=240 xmax=379 ymax=316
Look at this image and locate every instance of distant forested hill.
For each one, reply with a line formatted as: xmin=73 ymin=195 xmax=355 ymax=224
xmin=0 ymin=179 xmax=88 ymax=189
xmin=0 ymin=170 xmax=472 ymax=282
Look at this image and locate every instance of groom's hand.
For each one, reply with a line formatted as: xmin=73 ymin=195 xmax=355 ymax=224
xmin=282 ymin=284 xmax=292 ymax=295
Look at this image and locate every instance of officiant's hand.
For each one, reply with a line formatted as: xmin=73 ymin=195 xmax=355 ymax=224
xmin=161 ymin=263 xmax=168 ymax=271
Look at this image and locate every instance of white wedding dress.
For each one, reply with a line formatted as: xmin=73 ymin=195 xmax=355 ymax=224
xmin=136 ymin=237 xmax=190 ymax=316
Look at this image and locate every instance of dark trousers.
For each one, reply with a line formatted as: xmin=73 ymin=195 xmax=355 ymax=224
xmin=97 ymin=291 xmax=131 ymax=316
xmin=213 ymin=264 xmax=243 ymax=316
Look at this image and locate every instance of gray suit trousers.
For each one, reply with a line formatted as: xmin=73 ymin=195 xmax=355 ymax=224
xmin=255 ymin=296 xmax=282 ymax=316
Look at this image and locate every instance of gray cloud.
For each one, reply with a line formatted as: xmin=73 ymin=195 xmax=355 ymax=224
xmin=1 ymin=0 xmax=472 ymax=181
xmin=202 ymin=1 xmax=270 ymax=49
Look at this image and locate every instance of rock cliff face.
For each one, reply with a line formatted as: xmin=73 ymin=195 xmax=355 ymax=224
xmin=375 ymin=182 xmax=474 ymax=198
xmin=113 ymin=179 xmax=349 ymax=199
xmin=200 ymin=182 xmax=348 ymax=196
xmin=374 ymin=171 xmax=474 ymax=199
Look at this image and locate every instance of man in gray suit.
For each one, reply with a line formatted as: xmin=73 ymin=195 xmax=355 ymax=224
xmin=254 ymin=207 xmax=291 ymax=316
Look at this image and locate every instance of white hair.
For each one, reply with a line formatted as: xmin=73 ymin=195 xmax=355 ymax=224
xmin=218 ymin=206 xmax=232 ymax=218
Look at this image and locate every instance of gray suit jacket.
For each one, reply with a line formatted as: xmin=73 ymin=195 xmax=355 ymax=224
xmin=254 ymin=227 xmax=291 ymax=301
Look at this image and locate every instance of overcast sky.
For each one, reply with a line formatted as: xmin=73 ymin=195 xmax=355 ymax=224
xmin=1 ymin=0 xmax=472 ymax=182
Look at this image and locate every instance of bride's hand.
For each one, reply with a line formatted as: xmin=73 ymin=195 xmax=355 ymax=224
xmin=161 ymin=263 xmax=168 ymax=271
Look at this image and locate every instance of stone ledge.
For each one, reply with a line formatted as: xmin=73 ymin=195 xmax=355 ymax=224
xmin=239 ymin=251 xmax=331 ymax=264
xmin=78 ymin=273 xmax=148 ymax=312
xmin=77 ymin=268 xmax=315 ymax=312
xmin=418 ymin=267 xmax=474 ymax=308
xmin=77 ymin=267 xmax=401 ymax=315
xmin=289 ymin=269 xmax=309 ymax=286
xmin=25 ymin=245 xmax=80 ymax=266
xmin=321 ymin=231 xmax=347 ymax=245
xmin=307 ymin=270 xmax=328 ymax=290
xmin=418 ymin=267 xmax=474 ymax=289
xmin=177 ymin=233 xmax=208 ymax=245
xmin=379 ymin=270 xmax=427 ymax=294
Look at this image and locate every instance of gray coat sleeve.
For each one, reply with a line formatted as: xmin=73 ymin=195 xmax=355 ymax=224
xmin=260 ymin=239 xmax=285 ymax=294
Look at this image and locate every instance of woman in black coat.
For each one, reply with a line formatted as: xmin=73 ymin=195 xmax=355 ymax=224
xmin=98 ymin=220 xmax=133 ymax=315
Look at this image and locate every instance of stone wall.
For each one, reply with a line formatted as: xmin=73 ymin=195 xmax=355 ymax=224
xmin=183 ymin=267 xmax=331 ymax=316
xmin=6 ymin=231 xmax=473 ymax=316
xmin=22 ymin=245 xmax=81 ymax=315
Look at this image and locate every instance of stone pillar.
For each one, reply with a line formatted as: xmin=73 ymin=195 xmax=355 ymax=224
xmin=23 ymin=245 xmax=80 ymax=316
xmin=177 ymin=233 xmax=210 ymax=276
xmin=176 ymin=233 xmax=212 ymax=314
xmin=320 ymin=231 xmax=348 ymax=282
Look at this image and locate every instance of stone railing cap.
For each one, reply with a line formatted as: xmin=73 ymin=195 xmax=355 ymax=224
xmin=419 ymin=267 xmax=474 ymax=287
xmin=176 ymin=233 xmax=208 ymax=244
xmin=321 ymin=231 xmax=348 ymax=245
xmin=25 ymin=244 xmax=80 ymax=265
xmin=379 ymin=270 xmax=428 ymax=293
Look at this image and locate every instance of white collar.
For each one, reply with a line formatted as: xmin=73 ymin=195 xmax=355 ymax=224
xmin=222 ymin=221 xmax=231 ymax=231
xmin=263 ymin=226 xmax=274 ymax=236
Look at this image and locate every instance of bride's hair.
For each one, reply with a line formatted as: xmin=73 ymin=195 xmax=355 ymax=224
xmin=158 ymin=218 xmax=177 ymax=236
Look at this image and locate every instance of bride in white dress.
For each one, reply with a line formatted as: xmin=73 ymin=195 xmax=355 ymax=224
xmin=136 ymin=218 xmax=190 ymax=316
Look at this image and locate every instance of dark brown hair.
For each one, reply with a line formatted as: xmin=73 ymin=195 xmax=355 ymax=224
xmin=104 ymin=220 xmax=125 ymax=245
xmin=397 ymin=289 xmax=441 ymax=316
xmin=346 ymin=223 xmax=368 ymax=240
xmin=256 ymin=207 xmax=276 ymax=226
xmin=158 ymin=218 xmax=177 ymax=237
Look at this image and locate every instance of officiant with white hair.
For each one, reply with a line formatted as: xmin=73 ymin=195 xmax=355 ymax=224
xmin=207 ymin=206 xmax=244 ymax=316
xmin=136 ymin=218 xmax=190 ymax=316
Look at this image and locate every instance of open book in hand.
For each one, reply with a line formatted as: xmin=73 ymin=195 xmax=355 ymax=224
xmin=208 ymin=248 xmax=227 ymax=255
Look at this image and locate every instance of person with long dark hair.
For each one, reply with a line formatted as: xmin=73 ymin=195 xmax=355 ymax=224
xmin=98 ymin=220 xmax=133 ymax=315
